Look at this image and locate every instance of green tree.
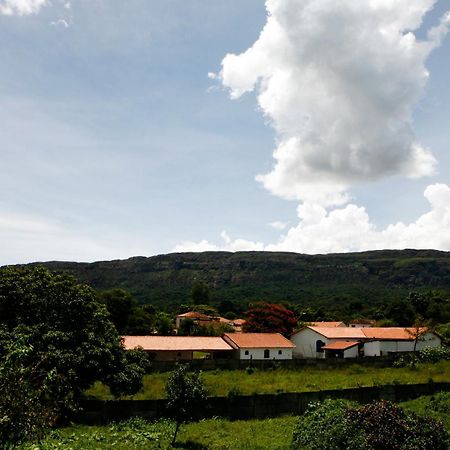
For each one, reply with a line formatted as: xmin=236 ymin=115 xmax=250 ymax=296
xmin=100 ymin=289 xmax=137 ymax=334
xmin=0 ymin=336 xmax=55 ymax=449
xmin=165 ymin=364 xmax=207 ymax=445
xmin=191 ymin=281 xmax=210 ymax=305
xmin=0 ymin=266 xmax=149 ymax=419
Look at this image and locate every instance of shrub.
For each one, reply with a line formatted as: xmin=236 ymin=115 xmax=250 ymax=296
xmin=394 ymin=346 xmax=450 ymax=367
xmin=291 ymin=399 xmax=367 ymax=450
xmin=292 ymin=399 xmax=448 ymax=450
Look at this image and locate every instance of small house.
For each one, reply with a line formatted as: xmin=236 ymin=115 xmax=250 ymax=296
xmin=222 ymin=333 xmax=295 ymax=360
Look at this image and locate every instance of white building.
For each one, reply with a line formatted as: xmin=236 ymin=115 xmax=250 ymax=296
xmin=291 ymin=326 xmax=365 ymax=359
xmin=222 ymin=333 xmax=295 ymax=360
xmin=290 ymin=326 xmax=441 ymax=359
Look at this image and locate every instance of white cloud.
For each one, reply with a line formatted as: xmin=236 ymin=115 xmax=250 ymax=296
xmin=174 ymin=184 xmax=450 ymax=254
xmin=268 ymin=220 xmax=288 ymax=231
xmin=0 ymin=0 xmax=47 ymax=15
xmin=217 ymin=0 xmax=449 ymax=206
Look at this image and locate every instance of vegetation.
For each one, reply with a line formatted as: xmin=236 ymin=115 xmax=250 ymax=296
xmin=0 ymin=266 xmax=149 ymax=446
xmin=32 ymin=250 xmax=450 ymax=323
xmin=292 ymin=399 xmax=448 ymax=449
xmin=86 ymin=361 xmax=450 ymax=400
xmin=393 ymin=346 xmax=450 ymax=367
xmin=243 ymin=302 xmax=297 ymax=336
xmin=20 ymin=416 xmax=297 ymax=449
xmin=165 ymin=364 xmax=207 ymax=445
xmin=19 ymin=394 xmax=450 ymax=449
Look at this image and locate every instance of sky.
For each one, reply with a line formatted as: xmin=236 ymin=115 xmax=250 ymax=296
xmin=1 ymin=0 xmax=450 ymax=264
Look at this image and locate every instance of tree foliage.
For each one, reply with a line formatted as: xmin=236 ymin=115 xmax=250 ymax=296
xmin=190 ymin=282 xmax=210 ymax=305
xmin=243 ymin=302 xmax=297 ymax=337
xmin=165 ymin=364 xmax=207 ymax=445
xmin=0 ymin=266 xmax=149 ymax=418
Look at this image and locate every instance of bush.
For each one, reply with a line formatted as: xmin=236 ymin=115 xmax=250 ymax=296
xmin=394 ymin=346 xmax=450 ymax=367
xmin=291 ymin=399 xmax=367 ymax=450
xmin=291 ymin=399 xmax=448 ymax=450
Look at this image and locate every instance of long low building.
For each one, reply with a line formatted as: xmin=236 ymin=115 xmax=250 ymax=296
xmin=291 ymin=326 xmax=441 ymax=359
xmin=123 ymin=333 xmax=296 ymax=361
xmin=122 ymin=336 xmax=234 ymax=361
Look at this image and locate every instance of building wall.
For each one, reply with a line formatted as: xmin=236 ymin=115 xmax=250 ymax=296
xmin=149 ymin=350 xmax=193 ymax=361
xmin=237 ymin=348 xmax=293 ymax=360
xmin=364 ymin=333 xmax=441 ymax=356
xmin=291 ymin=328 xmax=329 ymax=359
xmin=343 ymin=346 xmax=359 ymax=358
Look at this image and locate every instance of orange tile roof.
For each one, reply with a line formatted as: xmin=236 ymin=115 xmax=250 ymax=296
xmin=223 ymin=333 xmax=295 ymax=349
xmin=307 ymin=326 xmax=366 ymax=339
xmin=122 ymin=336 xmax=233 ymax=352
xmin=232 ymin=319 xmax=246 ymax=325
xmin=176 ymin=311 xmax=213 ymax=320
xmin=310 ymin=321 xmax=345 ymax=327
xmin=362 ymin=327 xmax=428 ymax=340
xmin=322 ymin=341 xmax=360 ymax=350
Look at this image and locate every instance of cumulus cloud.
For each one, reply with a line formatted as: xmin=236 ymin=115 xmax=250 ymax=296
xmin=174 ymin=184 xmax=450 ymax=254
xmin=0 ymin=0 xmax=47 ymax=15
xmin=217 ymin=0 xmax=450 ymax=206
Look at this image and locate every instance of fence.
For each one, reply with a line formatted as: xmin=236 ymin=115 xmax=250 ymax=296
xmin=76 ymin=381 xmax=450 ymax=424
xmin=149 ymin=356 xmax=396 ymax=372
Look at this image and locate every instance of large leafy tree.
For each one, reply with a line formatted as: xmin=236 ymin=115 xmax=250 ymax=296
xmin=243 ymin=302 xmax=298 ymax=337
xmin=0 ymin=266 xmax=148 ymax=415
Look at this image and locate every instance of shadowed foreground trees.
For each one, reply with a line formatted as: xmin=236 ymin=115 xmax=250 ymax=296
xmin=0 ymin=266 xmax=149 ymax=446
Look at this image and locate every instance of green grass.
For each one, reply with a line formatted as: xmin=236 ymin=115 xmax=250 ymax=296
xmin=401 ymin=391 xmax=450 ymax=430
xmin=21 ymin=416 xmax=297 ymax=449
xmin=86 ymin=361 xmax=450 ymax=400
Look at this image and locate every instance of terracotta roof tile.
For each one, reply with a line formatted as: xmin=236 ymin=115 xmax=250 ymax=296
xmin=307 ymin=326 xmax=366 ymax=339
xmin=362 ymin=327 xmax=428 ymax=340
xmin=176 ymin=311 xmax=213 ymax=320
xmin=322 ymin=341 xmax=360 ymax=350
xmin=122 ymin=336 xmax=233 ymax=351
xmin=310 ymin=321 xmax=345 ymax=327
xmin=223 ymin=333 xmax=295 ymax=349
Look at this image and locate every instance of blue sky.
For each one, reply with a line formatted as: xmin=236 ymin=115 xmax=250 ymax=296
xmin=1 ymin=0 xmax=450 ymax=264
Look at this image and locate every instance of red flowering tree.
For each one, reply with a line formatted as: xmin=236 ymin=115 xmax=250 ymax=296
xmin=243 ymin=302 xmax=297 ymax=337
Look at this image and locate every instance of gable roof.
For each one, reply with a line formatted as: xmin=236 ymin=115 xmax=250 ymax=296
xmin=176 ymin=311 xmax=214 ymax=320
xmin=310 ymin=321 xmax=346 ymax=327
xmin=307 ymin=326 xmax=367 ymax=339
xmin=300 ymin=326 xmax=431 ymax=341
xmin=322 ymin=341 xmax=360 ymax=350
xmin=362 ymin=327 xmax=428 ymax=341
xmin=223 ymin=333 xmax=295 ymax=349
xmin=122 ymin=336 xmax=233 ymax=352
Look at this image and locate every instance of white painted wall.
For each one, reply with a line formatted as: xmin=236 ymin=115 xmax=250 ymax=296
xmin=364 ymin=333 xmax=441 ymax=356
xmin=343 ymin=346 xmax=359 ymax=358
xmin=238 ymin=348 xmax=293 ymax=360
xmin=291 ymin=328 xmax=329 ymax=359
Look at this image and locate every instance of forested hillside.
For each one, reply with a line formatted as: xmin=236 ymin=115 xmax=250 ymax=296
xmin=22 ymin=249 xmax=450 ymax=317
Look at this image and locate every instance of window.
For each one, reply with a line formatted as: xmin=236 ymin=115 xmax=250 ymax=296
xmin=244 ymin=350 xmax=249 ymax=355
xmin=316 ymin=340 xmax=325 ymax=353
xmin=264 ymin=349 xmax=270 ymax=358
xmin=278 ymin=350 xmax=282 ymax=355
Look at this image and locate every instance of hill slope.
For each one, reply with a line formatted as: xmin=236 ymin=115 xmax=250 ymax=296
xmin=24 ymin=249 xmax=450 ymax=312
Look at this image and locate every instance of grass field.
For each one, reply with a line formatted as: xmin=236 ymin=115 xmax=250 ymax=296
xmin=22 ymin=416 xmax=298 ymax=449
xmin=86 ymin=360 xmax=450 ymax=400
xmin=21 ymin=393 xmax=450 ymax=450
